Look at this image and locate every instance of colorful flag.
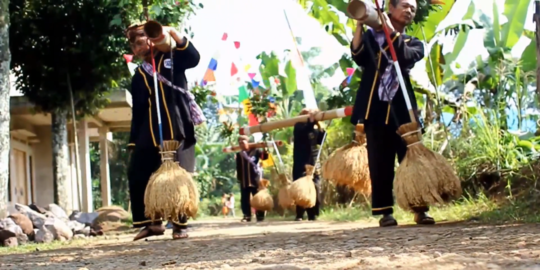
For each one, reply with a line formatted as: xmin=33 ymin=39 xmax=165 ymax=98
xmin=239 ymin=85 xmax=249 ymax=103
xmin=201 ymin=33 xmax=227 ymax=86
xmin=231 ymin=63 xmax=238 ymax=77
xmin=248 ymin=113 xmax=259 ymax=126
xmin=123 ymin=54 xmax=138 ymax=76
xmin=261 ymin=153 xmax=274 ymax=168
xmin=346 ymin=67 xmax=355 ymax=85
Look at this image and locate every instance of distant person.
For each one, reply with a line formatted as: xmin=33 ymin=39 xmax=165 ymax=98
xmin=235 ymin=135 xmax=269 ymax=222
xmin=221 ymin=193 xmax=229 ymax=218
xmin=227 ymin=193 xmax=236 ymax=217
xmin=293 ymin=109 xmax=325 ymax=221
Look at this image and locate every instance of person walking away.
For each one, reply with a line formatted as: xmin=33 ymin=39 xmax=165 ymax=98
xmin=292 ymin=109 xmax=325 ymax=221
xmin=349 ymin=0 xmax=434 ymax=227
xmin=235 ymin=135 xmax=269 ymax=222
xmin=125 ymin=23 xmax=201 ymax=240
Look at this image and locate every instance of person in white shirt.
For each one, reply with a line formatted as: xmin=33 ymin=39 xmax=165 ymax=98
xmin=227 ymin=193 xmax=236 ymax=217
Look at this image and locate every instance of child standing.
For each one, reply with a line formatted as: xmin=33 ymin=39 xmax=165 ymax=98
xmin=227 ymin=193 xmax=236 ymax=217
xmin=221 ymin=193 xmax=229 ymax=218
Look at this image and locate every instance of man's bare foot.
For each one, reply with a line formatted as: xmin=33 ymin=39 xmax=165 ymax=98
xmin=172 ymin=224 xmax=189 ymax=240
xmin=133 ymin=224 xmax=165 ymax=241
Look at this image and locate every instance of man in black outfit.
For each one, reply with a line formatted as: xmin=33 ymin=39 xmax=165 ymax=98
xmin=349 ymin=0 xmax=435 ymax=227
xmin=126 ymin=23 xmax=201 ymax=240
xmin=235 ymin=135 xmax=269 ymax=222
xmin=293 ymin=109 xmax=325 ymax=221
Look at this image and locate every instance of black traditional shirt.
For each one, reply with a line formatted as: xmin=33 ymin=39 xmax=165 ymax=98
xmin=128 ymin=37 xmax=200 ymax=150
xmin=236 ymin=149 xmax=269 ymax=189
xmin=292 ymin=120 xmax=325 ymax=180
xmin=349 ymin=30 xmax=424 ymax=128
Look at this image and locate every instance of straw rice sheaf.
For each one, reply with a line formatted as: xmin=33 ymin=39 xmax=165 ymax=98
xmin=394 ymin=122 xmax=462 ymax=211
xmin=288 ymin=165 xmax=317 ymax=208
xmin=278 ymin=185 xmax=295 ymax=208
xmin=322 ymin=124 xmax=371 ymax=195
xmin=251 ymin=179 xmax=274 ymax=211
xmin=144 ymin=141 xmax=199 ymax=222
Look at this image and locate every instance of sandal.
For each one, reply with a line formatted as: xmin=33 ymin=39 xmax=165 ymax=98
xmin=172 ymin=225 xmax=189 ymax=240
xmin=379 ymin=214 xmax=398 ymax=227
xmin=133 ymin=224 xmax=165 ymax=241
xmin=414 ymin=212 xmax=436 ymax=225
xmin=241 ymin=217 xmax=251 ymax=222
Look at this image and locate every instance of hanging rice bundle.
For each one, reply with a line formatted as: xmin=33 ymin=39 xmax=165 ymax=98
xmin=144 ymin=140 xmax=199 ymax=222
xmin=288 ymin=165 xmax=317 ymax=208
xmin=322 ymin=124 xmax=371 ymax=194
xmin=278 ymin=185 xmax=295 ymax=209
xmin=251 ymin=179 xmax=274 ymax=211
xmin=394 ymin=123 xmax=461 ymax=211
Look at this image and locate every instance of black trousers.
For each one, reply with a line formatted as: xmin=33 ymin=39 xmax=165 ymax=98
xmin=240 ymin=186 xmax=265 ymax=221
xmin=128 ymin=145 xmax=195 ymax=228
xmin=295 ymin=175 xmax=321 ymax=220
xmin=365 ymin=123 xmax=429 ymax=216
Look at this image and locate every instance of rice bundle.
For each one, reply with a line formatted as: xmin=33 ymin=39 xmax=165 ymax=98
xmin=278 ymin=186 xmax=295 ymax=208
xmin=251 ymin=179 xmax=274 ymax=211
xmin=394 ymin=123 xmax=462 ymax=211
xmin=322 ymin=124 xmax=371 ymax=195
xmin=144 ymin=140 xmax=200 ymax=222
xmin=288 ymin=165 xmax=317 ymax=208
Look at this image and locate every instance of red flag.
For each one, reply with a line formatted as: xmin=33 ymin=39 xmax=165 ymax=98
xmin=222 ymin=33 xmax=228 ymax=41
xmin=248 ymin=113 xmax=259 ymax=126
xmin=234 ymin=41 xmax=240 ymax=49
xmin=231 ymin=63 xmax=238 ymax=76
xmin=123 ymin=54 xmax=133 ymax=63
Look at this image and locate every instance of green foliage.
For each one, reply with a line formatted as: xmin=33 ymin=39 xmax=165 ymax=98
xmin=107 ymin=0 xmax=201 ymax=29
xmin=191 ymin=84 xmax=217 ymax=106
xmin=9 ymin=0 xmax=128 ymax=115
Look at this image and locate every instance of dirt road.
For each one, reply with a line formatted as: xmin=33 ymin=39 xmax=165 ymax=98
xmin=1 ymin=219 xmax=540 ymax=270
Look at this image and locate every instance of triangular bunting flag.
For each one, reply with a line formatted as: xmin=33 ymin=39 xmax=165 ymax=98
xmin=234 ymin=41 xmax=240 ymax=49
xmin=222 ymin=33 xmax=228 ymax=41
xmin=123 ymin=54 xmax=133 ymax=63
xmin=203 ymin=69 xmax=216 ymax=83
xmin=251 ymin=80 xmax=260 ymax=88
xmin=231 ymin=63 xmax=238 ymax=76
xmin=208 ymin=58 xmax=218 ymax=71
xmin=248 ymin=73 xmax=256 ymax=80
xmin=248 ymin=113 xmax=259 ymax=126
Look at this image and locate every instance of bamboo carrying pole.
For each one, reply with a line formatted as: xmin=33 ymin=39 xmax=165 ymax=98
xmin=239 ymin=106 xmax=353 ymax=136
xmin=222 ymin=141 xmax=284 ymax=153
xmin=371 ymin=1 xmax=461 ymax=211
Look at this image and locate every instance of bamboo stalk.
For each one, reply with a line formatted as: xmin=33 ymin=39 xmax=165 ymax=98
xmin=239 ymin=107 xmax=353 ymax=135
xmin=222 ymin=141 xmax=283 ymax=153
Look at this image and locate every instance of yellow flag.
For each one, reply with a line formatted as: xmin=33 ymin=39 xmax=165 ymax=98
xmin=244 ymin=64 xmax=251 ymax=72
xmin=242 ymin=99 xmax=252 ymax=115
xmin=261 ymin=153 xmax=274 ymax=168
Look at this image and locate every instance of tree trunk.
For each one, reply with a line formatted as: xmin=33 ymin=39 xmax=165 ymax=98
xmin=51 ymin=110 xmax=73 ymax=213
xmin=0 ymin=0 xmax=11 ymax=218
xmin=535 ymin=0 xmax=540 ymax=103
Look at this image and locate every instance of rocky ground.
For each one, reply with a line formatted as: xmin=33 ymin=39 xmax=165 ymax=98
xmin=1 ymin=219 xmax=540 ymax=270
